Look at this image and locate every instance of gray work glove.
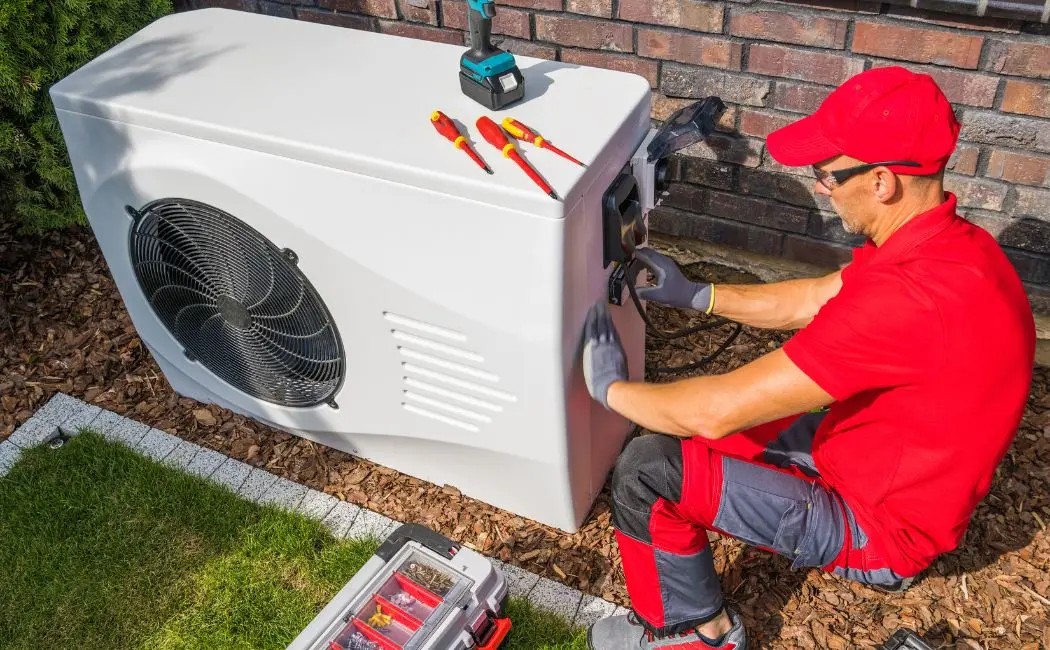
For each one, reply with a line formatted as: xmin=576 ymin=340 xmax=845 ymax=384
xmin=633 ymin=247 xmax=714 ymax=314
xmin=581 ymin=301 xmax=628 ymax=410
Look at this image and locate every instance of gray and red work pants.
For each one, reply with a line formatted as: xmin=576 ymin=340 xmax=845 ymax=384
xmin=611 ymin=411 xmax=910 ymax=637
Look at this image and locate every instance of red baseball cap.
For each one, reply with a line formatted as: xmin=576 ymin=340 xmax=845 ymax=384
xmin=766 ymin=66 xmax=960 ymax=176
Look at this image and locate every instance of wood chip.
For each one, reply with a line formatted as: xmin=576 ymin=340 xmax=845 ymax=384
xmin=2 ymin=228 xmax=1048 ymax=648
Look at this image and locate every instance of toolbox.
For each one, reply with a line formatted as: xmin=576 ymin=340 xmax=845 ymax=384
xmin=287 ymin=524 xmax=511 ymax=650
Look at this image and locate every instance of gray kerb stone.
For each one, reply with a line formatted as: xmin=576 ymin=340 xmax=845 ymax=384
xmin=0 ymin=441 xmax=23 ymax=478
xmin=3 ymin=392 xmax=626 ymax=635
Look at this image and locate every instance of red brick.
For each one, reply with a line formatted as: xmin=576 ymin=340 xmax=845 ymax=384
xmin=567 ymin=0 xmax=612 ymax=17
xmin=560 ymin=49 xmax=658 ymax=87
xmin=944 ymin=174 xmax=1008 ymax=211
xmin=378 ymin=20 xmax=464 ymax=44
xmin=782 ymin=234 xmax=852 ymax=267
xmin=766 ymin=0 xmax=879 ymax=13
xmin=962 ymin=111 xmax=1050 ymax=154
xmin=652 ymin=95 xmax=737 ymax=131
xmin=738 ymin=109 xmax=795 ymax=139
xmin=319 ymin=0 xmax=396 ymax=17
xmin=499 ymin=0 xmax=558 ymax=7
xmin=677 ymin=132 xmax=764 ymax=168
xmin=868 ymin=61 xmax=998 ymax=108
xmin=946 ymin=145 xmax=980 ymax=176
xmin=772 ymin=81 xmax=831 ymax=114
xmin=617 ymin=0 xmax=724 ymax=33
xmin=637 ymin=29 xmax=742 ymax=71
xmin=1001 ymin=80 xmax=1050 ymax=119
xmin=1014 ymin=187 xmax=1050 ymax=222
xmin=397 ymin=0 xmax=437 ymax=24
xmin=707 ymin=190 xmax=810 ymax=233
xmin=535 ymin=15 xmax=632 ymax=52
xmin=747 ymin=44 xmax=864 ymax=86
xmin=984 ymin=41 xmax=1050 ymax=80
xmin=661 ymin=183 xmax=707 ymax=212
xmin=497 ymin=37 xmax=557 ymax=60
xmin=851 ymin=22 xmax=984 ymax=69
xmin=661 ymin=64 xmax=770 ymax=106
xmin=296 ymin=7 xmax=376 ymax=29
xmin=648 ymin=207 xmax=785 ymax=257
xmin=986 ymin=150 xmax=1050 ymax=187
xmin=728 ymin=9 xmax=848 ymax=48
xmin=260 ymin=2 xmax=294 ymax=17
xmin=195 ymin=0 xmax=256 ymax=9
xmin=442 ymin=2 xmax=530 ymax=39
xmin=884 ymin=5 xmax=1022 ymax=33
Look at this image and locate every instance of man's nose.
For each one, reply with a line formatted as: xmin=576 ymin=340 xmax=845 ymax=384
xmin=814 ymin=180 xmax=832 ymax=196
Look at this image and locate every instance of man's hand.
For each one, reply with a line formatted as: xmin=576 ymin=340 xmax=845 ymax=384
xmin=633 ymin=248 xmax=714 ymax=314
xmin=581 ymin=302 xmax=628 ymax=410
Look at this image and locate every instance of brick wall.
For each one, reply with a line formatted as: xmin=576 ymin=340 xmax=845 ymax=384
xmin=184 ymin=0 xmax=1050 ymax=297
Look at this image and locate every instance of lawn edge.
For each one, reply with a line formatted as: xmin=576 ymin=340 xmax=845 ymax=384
xmin=3 ymin=392 xmax=629 ymax=635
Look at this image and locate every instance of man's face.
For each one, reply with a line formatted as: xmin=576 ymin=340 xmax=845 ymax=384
xmin=812 ymin=156 xmax=876 ymax=237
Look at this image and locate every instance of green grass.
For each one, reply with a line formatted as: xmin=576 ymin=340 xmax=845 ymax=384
xmin=0 ymin=431 xmax=589 ymax=650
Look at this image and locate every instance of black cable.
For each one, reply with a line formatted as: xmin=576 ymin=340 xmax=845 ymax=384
xmin=622 ymin=256 xmax=744 ymax=376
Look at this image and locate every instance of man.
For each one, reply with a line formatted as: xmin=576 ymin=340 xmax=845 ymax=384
xmin=580 ymin=66 xmax=1035 ymax=650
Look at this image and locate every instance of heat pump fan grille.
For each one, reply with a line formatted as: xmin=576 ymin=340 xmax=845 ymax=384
xmin=128 ymin=198 xmax=344 ymax=408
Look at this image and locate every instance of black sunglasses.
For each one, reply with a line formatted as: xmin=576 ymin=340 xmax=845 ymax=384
xmin=813 ymin=160 xmax=923 ymax=189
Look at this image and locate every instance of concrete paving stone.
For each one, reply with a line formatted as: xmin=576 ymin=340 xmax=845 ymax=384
xmin=529 ymin=576 xmax=583 ymax=621
xmin=296 ymin=489 xmax=340 ymax=522
xmin=185 ymin=448 xmax=229 ymax=479
xmin=209 ymin=458 xmax=253 ymax=493
xmin=134 ymin=428 xmax=181 ymax=462
xmin=88 ymin=410 xmax=127 ymax=442
xmin=0 ymin=441 xmax=23 ymax=478
xmin=33 ymin=393 xmax=84 ymax=427
xmin=161 ymin=439 xmax=202 ymax=471
xmin=346 ymin=508 xmax=397 ymax=541
xmin=58 ymin=401 xmax=103 ymax=436
xmin=106 ymin=418 xmax=151 ymax=448
xmin=256 ymin=476 xmax=309 ymax=511
xmin=237 ymin=467 xmax=280 ymax=503
xmin=7 ymin=418 xmax=60 ymax=449
xmin=491 ymin=559 xmax=540 ymax=599
xmin=321 ymin=501 xmax=361 ymax=538
xmin=574 ymin=594 xmax=620 ymax=629
xmin=612 ymin=605 xmax=631 ymax=618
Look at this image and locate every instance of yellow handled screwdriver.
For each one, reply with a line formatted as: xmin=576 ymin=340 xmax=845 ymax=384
xmin=501 ymin=117 xmax=586 ymax=167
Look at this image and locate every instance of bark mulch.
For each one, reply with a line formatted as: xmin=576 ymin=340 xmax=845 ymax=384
xmin=1 ymin=220 xmax=1048 ymax=649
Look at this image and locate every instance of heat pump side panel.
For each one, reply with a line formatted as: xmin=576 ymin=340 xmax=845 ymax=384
xmin=54 ymin=108 xmax=598 ymax=531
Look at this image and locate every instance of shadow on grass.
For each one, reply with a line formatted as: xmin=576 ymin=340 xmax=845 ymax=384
xmin=0 ymin=432 xmax=587 ymax=650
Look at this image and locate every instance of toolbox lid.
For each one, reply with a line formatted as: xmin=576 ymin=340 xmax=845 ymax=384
xmin=49 ymin=8 xmax=652 ymax=219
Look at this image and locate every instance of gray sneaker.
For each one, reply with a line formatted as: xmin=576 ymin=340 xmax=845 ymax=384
xmin=587 ymin=609 xmax=747 ymax=650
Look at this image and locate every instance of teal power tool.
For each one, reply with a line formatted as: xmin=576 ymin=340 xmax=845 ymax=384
xmin=459 ymin=0 xmax=524 ymax=110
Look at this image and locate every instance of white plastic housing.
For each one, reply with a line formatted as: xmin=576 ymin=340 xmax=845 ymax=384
xmin=50 ymin=7 xmax=654 ymax=532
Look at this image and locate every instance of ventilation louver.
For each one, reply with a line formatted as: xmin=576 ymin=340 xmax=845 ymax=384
xmin=128 ymin=198 xmax=344 ymax=408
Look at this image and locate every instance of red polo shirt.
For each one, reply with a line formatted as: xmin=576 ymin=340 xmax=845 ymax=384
xmin=783 ymin=192 xmax=1035 ymax=577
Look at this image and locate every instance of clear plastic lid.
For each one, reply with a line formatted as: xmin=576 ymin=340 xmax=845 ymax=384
xmin=320 ymin=546 xmax=474 ymax=650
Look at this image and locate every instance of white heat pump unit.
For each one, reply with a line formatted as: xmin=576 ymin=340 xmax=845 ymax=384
xmin=50 ymin=8 xmax=724 ymax=532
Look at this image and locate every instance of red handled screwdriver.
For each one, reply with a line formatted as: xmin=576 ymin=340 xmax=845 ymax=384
xmin=431 ymin=110 xmax=492 ymax=174
xmin=476 ymin=116 xmax=558 ymax=200
xmin=501 ymin=117 xmax=586 ymax=167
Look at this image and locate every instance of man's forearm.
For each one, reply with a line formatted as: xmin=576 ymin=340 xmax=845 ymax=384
xmin=606 ymin=376 xmax=726 ymax=439
xmin=604 ymin=348 xmax=835 ymax=441
xmin=711 ymin=271 xmax=843 ymax=330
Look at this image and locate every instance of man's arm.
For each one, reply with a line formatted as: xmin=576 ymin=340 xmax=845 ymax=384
xmin=605 ymin=347 xmax=834 ymax=439
xmin=711 ymin=269 xmax=844 ymax=330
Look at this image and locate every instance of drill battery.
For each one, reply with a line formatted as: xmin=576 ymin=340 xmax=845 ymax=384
xmin=287 ymin=524 xmax=511 ymax=650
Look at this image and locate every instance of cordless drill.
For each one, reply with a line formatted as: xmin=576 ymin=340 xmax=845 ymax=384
xmin=459 ymin=0 xmax=524 ymax=110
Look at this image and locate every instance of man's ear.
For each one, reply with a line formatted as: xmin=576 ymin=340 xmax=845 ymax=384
xmin=871 ymin=166 xmax=899 ymax=204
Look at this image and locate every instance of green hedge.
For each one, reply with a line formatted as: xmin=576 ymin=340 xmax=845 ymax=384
xmin=0 ymin=0 xmax=173 ymax=234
